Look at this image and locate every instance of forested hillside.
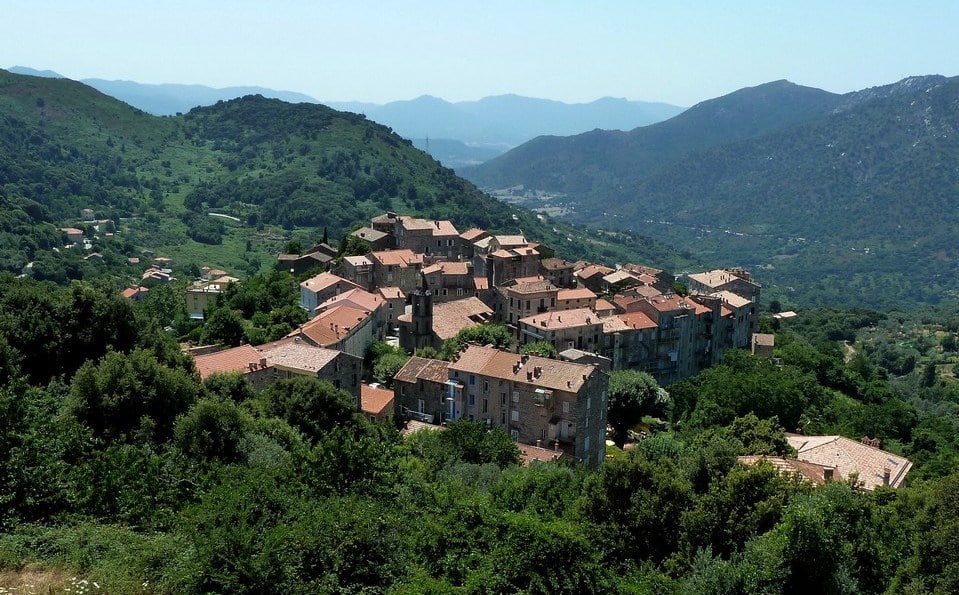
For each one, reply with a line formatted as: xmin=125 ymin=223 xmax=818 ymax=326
xmin=0 ymin=68 xmax=690 ymax=287
xmin=464 ymin=76 xmax=959 ymax=308
xmin=2 ymin=276 xmax=959 ymax=592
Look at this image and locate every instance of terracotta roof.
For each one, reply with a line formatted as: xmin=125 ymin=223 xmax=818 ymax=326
xmin=401 ymin=419 xmax=446 ymax=436
xmin=296 ymin=305 xmax=373 ymax=347
xmin=394 ymin=356 xmax=451 ymax=384
xmin=617 ymin=311 xmax=658 ymax=330
xmin=602 ymin=316 xmax=630 ymax=333
xmin=300 ymin=272 xmax=361 ymax=293
xmin=343 ymin=255 xmax=373 ymax=267
xmin=689 ymin=269 xmax=760 ymax=289
xmin=473 ymin=277 xmax=489 ymax=291
xmin=193 ymin=344 xmax=270 ymax=380
xmin=738 ymin=455 xmax=831 ymax=486
xmin=121 ymin=286 xmax=148 ymax=299
xmin=503 ymin=277 xmax=557 ymax=295
xmin=361 ymin=384 xmax=395 ymax=416
xmin=517 ymin=443 xmax=564 ymax=466
xmin=423 ymin=261 xmax=470 ymax=276
xmin=595 ymin=298 xmax=617 ymax=313
xmin=785 ymin=434 xmax=913 ymax=490
xmin=576 ymin=264 xmax=614 ymax=280
xmin=557 ymin=288 xmax=597 ymax=301
xmin=494 ymin=235 xmax=528 ymax=247
xmin=377 ymin=286 xmax=405 ymax=300
xmin=432 ymin=297 xmax=494 ymax=340
xmin=520 ymin=308 xmax=601 ymax=331
xmin=258 ymin=340 xmax=341 ymax=373
xmin=621 ymin=263 xmax=663 ymax=276
xmin=753 ymin=333 xmax=775 ymax=347
xmin=713 ymin=290 xmax=752 ymax=308
xmin=398 ymin=217 xmax=459 ymax=237
xmin=449 ymin=345 xmax=597 ymax=393
xmin=370 ymin=249 xmax=424 ymax=267
xmin=316 ymin=288 xmax=383 ymax=313
xmin=540 ymin=258 xmax=576 ymax=271
xmin=603 ymin=270 xmax=639 ymax=285
xmin=460 ymin=228 xmax=488 ymax=242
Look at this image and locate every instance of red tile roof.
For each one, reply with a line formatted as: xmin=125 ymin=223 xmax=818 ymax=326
xmin=370 ymin=249 xmax=425 ymax=267
xmin=317 ymin=288 xmax=383 ymax=313
xmin=361 ymin=384 xmax=395 ymax=416
xmin=557 ymin=288 xmax=597 ymax=301
xmin=193 ymin=344 xmax=270 ymax=380
xmin=394 ymin=356 xmax=451 ymax=384
xmin=431 ymin=297 xmax=494 ymax=340
xmin=520 ymin=307 xmax=601 ymax=331
xmin=449 ymin=345 xmax=597 ymax=393
xmin=517 ymin=442 xmax=564 ymax=466
xmin=785 ymin=434 xmax=913 ymax=490
xmin=300 ymin=272 xmax=362 ymax=293
xmin=738 ymin=455 xmax=831 ymax=486
xmin=296 ymin=305 xmax=373 ymax=347
xmin=617 ymin=311 xmax=658 ymax=330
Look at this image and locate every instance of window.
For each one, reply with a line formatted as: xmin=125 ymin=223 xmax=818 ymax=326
xmin=501 ymin=392 xmax=507 ymax=405
xmin=511 ymin=410 xmax=519 ymax=422
xmin=500 ymin=411 xmax=506 ymax=424
xmin=484 ymin=380 xmax=489 ymax=392
xmin=512 ymin=391 xmax=519 ymax=403
xmin=483 ymin=398 xmax=488 ymax=413
xmin=469 ymin=395 xmax=475 ymax=406
xmin=417 ymin=399 xmax=425 ymax=413
xmin=469 ymin=374 xmax=476 ymax=385
xmin=562 ymin=401 xmax=570 ymax=414
xmin=585 ymin=436 xmax=591 ymax=452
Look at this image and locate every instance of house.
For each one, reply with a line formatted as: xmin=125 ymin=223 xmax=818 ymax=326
xmin=785 ymin=434 xmax=913 ymax=490
xmin=289 ymin=290 xmax=385 ymax=358
xmin=422 ymin=260 xmax=475 ymax=303
xmin=276 ymin=251 xmax=332 ymax=276
xmin=350 ymin=226 xmax=393 ymax=251
xmin=752 ymin=333 xmax=775 ymax=358
xmin=259 ymin=339 xmax=362 ymax=401
xmin=371 ymin=212 xmax=461 ymax=258
xmin=518 ymin=308 xmax=604 ymax=353
xmin=574 ymin=264 xmax=614 ymax=293
xmin=688 ymin=269 xmax=761 ymax=302
xmin=191 ymin=340 xmax=362 ymax=398
xmin=339 ymin=255 xmax=374 ymax=290
xmin=497 ymin=276 xmax=559 ymax=329
xmin=368 ymin=249 xmax=425 ymax=295
xmin=376 ymin=286 xmax=406 ymax=334
xmin=60 ymin=227 xmax=84 ymax=245
xmin=738 ymin=455 xmax=835 ymax=486
xmin=185 ymin=277 xmax=237 ymax=320
xmin=120 ymin=286 xmax=149 ymax=301
xmin=446 ymin=345 xmax=609 ymax=468
xmin=80 ymin=208 xmax=95 ymax=221
xmin=299 ymin=272 xmax=363 ymax=318
xmin=397 ymin=295 xmax=494 ymax=352
xmin=556 ymin=287 xmax=598 ymax=312
xmin=539 ymin=258 xmax=578 ymax=289
xmin=361 ymin=384 xmax=395 ymax=422
xmin=393 ymin=356 xmax=453 ymax=424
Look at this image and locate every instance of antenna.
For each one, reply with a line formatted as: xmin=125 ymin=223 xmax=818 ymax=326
xmin=425 ymin=135 xmax=430 ymax=154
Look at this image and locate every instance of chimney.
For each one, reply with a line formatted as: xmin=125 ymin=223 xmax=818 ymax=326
xmin=259 ymin=357 xmax=267 ymax=368
xmin=883 ymin=468 xmax=891 ymax=486
xmin=536 ymin=439 xmax=543 ymax=448
xmin=527 ymin=370 xmax=533 ymax=381
xmin=823 ymin=467 xmax=834 ymax=482
xmin=553 ymin=440 xmax=560 ymax=452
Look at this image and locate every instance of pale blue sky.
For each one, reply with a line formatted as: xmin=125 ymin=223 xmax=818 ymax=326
xmin=4 ymin=1 xmax=958 ymax=106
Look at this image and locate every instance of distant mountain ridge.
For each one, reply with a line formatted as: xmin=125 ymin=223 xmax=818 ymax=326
xmin=327 ymin=93 xmax=686 ymax=149
xmin=462 ymin=75 xmax=959 ymax=307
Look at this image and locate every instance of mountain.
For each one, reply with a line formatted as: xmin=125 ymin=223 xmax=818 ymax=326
xmin=0 ymin=68 xmax=689 ymax=284
xmin=463 ymin=76 xmax=959 ymax=308
xmin=7 ymin=66 xmax=320 ymax=115
xmin=327 ymin=94 xmax=686 ymax=166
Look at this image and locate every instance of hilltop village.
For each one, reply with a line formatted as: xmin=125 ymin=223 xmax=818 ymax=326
xmin=177 ymin=212 xmax=771 ymax=468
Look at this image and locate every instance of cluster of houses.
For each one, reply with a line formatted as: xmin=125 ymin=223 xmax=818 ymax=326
xmin=174 ymin=211 xmax=912 ymax=479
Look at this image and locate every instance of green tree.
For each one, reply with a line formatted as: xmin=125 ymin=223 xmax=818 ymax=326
xmin=439 ymin=323 xmax=512 ymax=360
xmin=65 ymin=348 xmax=200 ymax=444
xmin=175 ymin=397 xmax=252 ymax=463
xmin=200 ymin=306 xmax=246 ymax=347
xmin=259 ymin=377 xmax=356 ymax=441
xmin=607 ymin=370 xmax=668 ymax=447
xmin=520 ymin=340 xmax=558 ymax=359
xmin=373 ymin=352 xmax=409 ymax=386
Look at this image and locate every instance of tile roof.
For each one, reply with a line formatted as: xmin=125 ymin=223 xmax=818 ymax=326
xmin=576 ymin=264 xmax=614 ymax=280
xmin=617 ymin=311 xmax=658 ymax=330
xmin=422 ymin=261 xmax=470 ymax=276
xmin=401 ymin=419 xmax=446 ymax=436
xmin=258 ymin=340 xmax=341 ymax=373
xmin=317 ymin=288 xmax=383 ymax=313
xmin=296 ymin=305 xmax=373 ymax=347
xmin=517 ymin=442 xmax=564 ymax=466
xmin=738 ymin=455 xmax=831 ymax=486
xmin=398 ymin=217 xmax=459 ymax=236
xmin=300 ymin=272 xmax=361 ymax=293
xmin=689 ymin=269 xmax=759 ymax=289
xmin=603 ymin=270 xmax=639 ymax=285
xmin=602 ymin=316 xmax=630 ymax=333
xmin=713 ymin=290 xmax=752 ymax=308
xmin=343 ymin=255 xmax=373 ymax=267
xmin=520 ymin=308 xmax=602 ymax=331
xmin=370 ymin=249 xmax=424 ymax=267
xmin=193 ymin=344 xmax=270 ymax=380
xmin=394 ymin=356 xmax=451 ymax=384
xmin=473 ymin=277 xmax=489 ymax=290
xmin=494 ymin=235 xmax=528 ymax=247
xmin=460 ymin=228 xmax=488 ymax=242
xmin=503 ymin=277 xmax=557 ymax=294
xmin=432 ymin=297 xmax=494 ymax=340
xmin=540 ymin=258 xmax=576 ymax=271
xmin=594 ymin=298 xmax=617 ymax=313
xmin=786 ymin=434 xmax=913 ymax=490
xmin=361 ymin=384 xmax=395 ymax=416
xmin=449 ymin=345 xmax=597 ymax=393
xmin=557 ymin=288 xmax=597 ymax=301
xmin=377 ymin=286 xmax=405 ymax=300
xmin=351 ymin=226 xmax=389 ymax=242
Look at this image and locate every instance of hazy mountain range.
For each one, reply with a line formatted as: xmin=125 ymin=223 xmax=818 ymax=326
xmin=8 ymin=67 xmax=685 ymax=168
xmin=463 ymin=75 xmax=959 ymax=307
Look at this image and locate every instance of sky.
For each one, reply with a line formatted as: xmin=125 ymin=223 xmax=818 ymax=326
xmin=4 ymin=1 xmax=959 ymax=107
